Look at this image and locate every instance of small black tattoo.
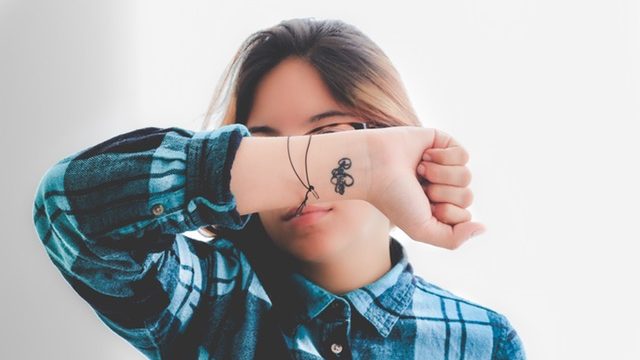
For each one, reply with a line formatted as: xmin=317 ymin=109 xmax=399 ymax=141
xmin=330 ymin=157 xmax=354 ymax=195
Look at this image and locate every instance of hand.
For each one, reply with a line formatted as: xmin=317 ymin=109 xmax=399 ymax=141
xmin=365 ymin=126 xmax=486 ymax=250
xmin=418 ymin=134 xmax=485 ymax=232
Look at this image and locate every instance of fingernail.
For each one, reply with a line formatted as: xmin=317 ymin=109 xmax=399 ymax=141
xmin=471 ymin=230 xmax=485 ymax=238
xmin=423 ymin=153 xmax=432 ymax=161
xmin=417 ymin=164 xmax=426 ymax=174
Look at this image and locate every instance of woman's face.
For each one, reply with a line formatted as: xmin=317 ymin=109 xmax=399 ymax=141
xmin=244 ymin=57 xmax=391 ymax=264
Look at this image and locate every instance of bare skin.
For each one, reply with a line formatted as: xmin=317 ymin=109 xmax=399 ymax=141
xmin=229 ymin=57 xmax=484 ymax=294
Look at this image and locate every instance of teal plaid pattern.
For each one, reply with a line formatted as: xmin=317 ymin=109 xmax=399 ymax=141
xmin=32 ymin=124 xmax=526 ymax=359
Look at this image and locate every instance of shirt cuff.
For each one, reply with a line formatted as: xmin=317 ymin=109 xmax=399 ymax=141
xmin=185 ymin=123 xmax=253 ymax=230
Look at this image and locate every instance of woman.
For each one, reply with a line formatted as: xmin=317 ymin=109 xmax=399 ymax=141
xmin=33 ymin=18 xmax=525 ymax=359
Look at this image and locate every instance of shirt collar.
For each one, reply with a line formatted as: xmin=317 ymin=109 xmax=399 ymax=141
xmin=272 ymin=235 xmax=416 ymax=338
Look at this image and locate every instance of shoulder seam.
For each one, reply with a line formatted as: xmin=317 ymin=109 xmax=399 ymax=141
xmin=413 ymin=277 xmax=500 ymax=315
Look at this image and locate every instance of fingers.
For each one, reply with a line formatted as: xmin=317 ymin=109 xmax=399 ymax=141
xmin=424 ymin=145 xmax=469 ymax=165
xmin=427 ymin=129 xmax=469 ymax=164
xmin=417 ymin=217 xmax=487 ymax=250
xmin=410 ymin=128 xmax=485 ymax=249
xmin=425 ymin=184 xmax=474 ymax=208
xmin=417 ymin=161 xmax=471 ymax=187
xmin=430 ymin=202 xmax=471 ymax=225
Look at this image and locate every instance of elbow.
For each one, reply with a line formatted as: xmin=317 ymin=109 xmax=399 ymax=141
xmin=32 ymin=161 xmax=67 ymax=242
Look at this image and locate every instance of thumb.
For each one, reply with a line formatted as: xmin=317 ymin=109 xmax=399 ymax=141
xmin=464 ymin=222 xmax=487 ymax=240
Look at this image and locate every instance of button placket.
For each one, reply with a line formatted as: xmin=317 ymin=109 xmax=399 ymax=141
xmin=321 ymin=301 xmax=352 ymax=359
xmin=151 ymin=204 xmax=164 ymax=216
xmin=330 ymin=342 xmax=343 ymax=354
xmin=330 ymin=301 xmax=341 ymax=315
xmin=325 ymin=299 xmax=348 ymax=319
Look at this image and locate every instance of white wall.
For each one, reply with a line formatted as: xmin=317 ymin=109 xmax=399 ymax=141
xmin=2 ymin=0 xmax=638 ymax=359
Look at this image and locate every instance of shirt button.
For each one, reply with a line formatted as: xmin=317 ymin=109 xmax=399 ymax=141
xmin=151 ymin=204 xmax=164 ymax=216
xmin=330 ymin=343 xmax=343 ymax=354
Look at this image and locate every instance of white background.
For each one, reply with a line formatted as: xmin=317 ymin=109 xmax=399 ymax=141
xmin=1 ymin=0 xmax=638 ymax=359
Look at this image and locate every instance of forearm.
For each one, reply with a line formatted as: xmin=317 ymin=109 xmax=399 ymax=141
xmin=33 ymin=125 xmax=253 ymax=245
xmin=230 ymin=130 xmax=371 ymax=216
xmin=32 ymin=124 xmax=256 ymax=348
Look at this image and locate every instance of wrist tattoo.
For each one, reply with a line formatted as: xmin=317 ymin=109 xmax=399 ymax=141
xmin=330 ymin=157 xmax=354 ymax=195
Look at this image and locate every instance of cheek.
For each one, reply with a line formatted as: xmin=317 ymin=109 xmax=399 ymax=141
xmin=337 ymin=200 xmax=383 ymax=223
xmin=338 ymin=201 xmax=392 ymax=237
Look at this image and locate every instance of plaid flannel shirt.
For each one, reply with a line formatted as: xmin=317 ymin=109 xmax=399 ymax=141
xmin=32 ymin=124 xmax=526 ymax=359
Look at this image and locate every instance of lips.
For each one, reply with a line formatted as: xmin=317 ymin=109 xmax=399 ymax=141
xmin=282 ymin=204 xmax=332 ymax=221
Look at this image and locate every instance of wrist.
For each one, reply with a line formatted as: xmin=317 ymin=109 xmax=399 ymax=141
xmin=363 ymin=127 xmax=394 ymax=204
xmin=294 ymin=130 xmax=371 ymax=205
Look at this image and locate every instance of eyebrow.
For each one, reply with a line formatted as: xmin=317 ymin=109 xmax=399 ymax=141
xmin=247 ymin=110 xmax=352 ymax=135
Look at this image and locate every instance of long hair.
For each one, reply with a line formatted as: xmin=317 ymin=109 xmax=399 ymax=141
xmin=200 ymin=17 xmax=422 ymax=236
xmin=197 ymin=18 xmax=422 ymax=311
xmin=201 ymin=17 xmax=421 ymax=131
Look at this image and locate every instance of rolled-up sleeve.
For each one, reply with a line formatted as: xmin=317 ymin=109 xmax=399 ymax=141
xmin=31 ymin=124 xmax=253 ymax=357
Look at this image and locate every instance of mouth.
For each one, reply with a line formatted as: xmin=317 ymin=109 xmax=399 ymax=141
xmin=282 ymin=205 xmax=333 ymax=221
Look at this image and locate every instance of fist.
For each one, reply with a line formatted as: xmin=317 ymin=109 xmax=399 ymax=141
xmin=365 ymin=126 xmax=486 ymax=250
xmin=418 ymin=133 xmax=484 ymax=231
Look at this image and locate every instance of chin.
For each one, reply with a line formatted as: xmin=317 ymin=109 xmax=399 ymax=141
xmin=278 ymin=236 xmax=341 ymax=264
xmin=258 ymin=212 xmax=347 ymax=263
